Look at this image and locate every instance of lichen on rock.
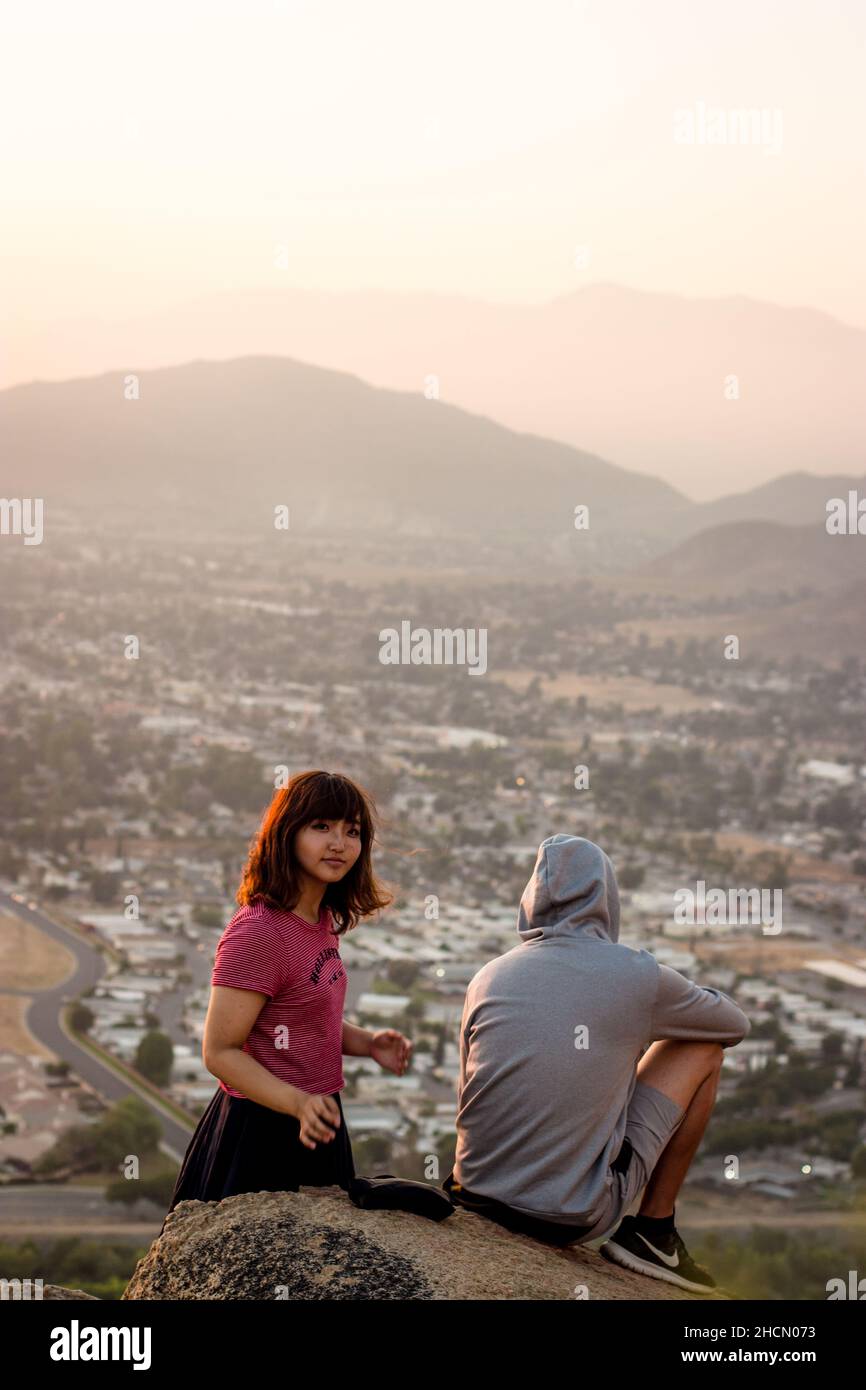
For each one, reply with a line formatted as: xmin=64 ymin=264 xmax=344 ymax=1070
xmin=122 ymin=1186 xmax=714 ymax=1301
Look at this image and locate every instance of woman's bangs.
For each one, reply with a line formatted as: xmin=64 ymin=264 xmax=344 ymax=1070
xmin=307 ymin=777 xmax=366 ymax=834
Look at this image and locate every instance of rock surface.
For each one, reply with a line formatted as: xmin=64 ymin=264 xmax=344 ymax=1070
xmin=122 ymin=1186 xmax=724 ymax=1300
xmin=41 ymin=1285 xmax=100 ymax=1300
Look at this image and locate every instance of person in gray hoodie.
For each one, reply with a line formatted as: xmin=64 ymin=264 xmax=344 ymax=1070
xmin=444 ymin=834 xmax=751 ymax=1294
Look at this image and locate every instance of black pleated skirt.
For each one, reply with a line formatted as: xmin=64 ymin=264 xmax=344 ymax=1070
xmin=163 ymin=1086 xmax=355 ymax=1230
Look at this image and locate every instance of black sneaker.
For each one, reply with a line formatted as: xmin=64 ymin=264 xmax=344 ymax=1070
xmin=599 ymin=1215 xmax=717 ymax=1295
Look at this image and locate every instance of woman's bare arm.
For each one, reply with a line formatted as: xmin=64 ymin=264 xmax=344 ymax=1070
xmin=202 ymin=984 xmax=307 ymax=1117
xmin=342 ymin=1019 xmax=374 ymax=1057
xmin=202 ymin=985 xmax=342 ymax=1144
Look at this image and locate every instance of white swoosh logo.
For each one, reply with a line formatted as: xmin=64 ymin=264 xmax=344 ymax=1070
xmin=636 ymin=1232 xmax=679 ymax=1267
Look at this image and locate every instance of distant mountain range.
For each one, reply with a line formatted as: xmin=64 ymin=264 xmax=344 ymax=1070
xmin=15 ymin=283 xmax=864 ymax=497
xmin=2 ymin=356 xmax=862 ymax=585
xmin=0 ymin=355 xmax=684 ymax=549
xmin=640 ymin=519 xmax=865 ymax=597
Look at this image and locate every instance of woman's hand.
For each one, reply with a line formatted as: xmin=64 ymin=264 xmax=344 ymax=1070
xmin=296 ymin=1092 xmax=341 ymax=1149
xmin=370 ymin=1028 xmax=413 ymax=1076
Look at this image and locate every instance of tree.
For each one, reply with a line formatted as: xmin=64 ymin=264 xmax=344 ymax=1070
xmin=69 ymin=1003 xmax=94 ymax=1034
xmin=33 ymin=1096 xmax=162 ymax=1177
xmin=815 ymin=792 xmax=857 ymax=830
xmin=387 ymin=960 xmax=420 ymax=990
xmin=193 ymin=904 xmax=224 ymax=927
xmin=105 ymin=1167 xmax=178 ymax=1208
xmin=89 ymin=871 xmax=121 ymax=905
xmin=135 ymin=1031 xmax=174 ymax=1087
xmin=820 ymin=1032 xmax=844 ymax=1062
xmin=352 ymin=1134 xmax=393 ymax=1170
xmin=618 ymin=864 xmax=646 ymax=890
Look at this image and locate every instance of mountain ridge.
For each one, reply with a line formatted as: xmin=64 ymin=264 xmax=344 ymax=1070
xmin=10 ymin=281 xmax=863 ymax=496
xmin=3 ymin=356 xmax=857 ymax=560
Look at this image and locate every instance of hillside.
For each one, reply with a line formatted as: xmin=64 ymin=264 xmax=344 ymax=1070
xmin=685 ymin=473 xmax=866 ymax=537
xmin=17 ymin=283 xmax=864 ymax=497
xmin=3 ymin=356 xmax=861 ymax=570
xmin=640 ymin=519 xmax=865 ymax=597
xmin=0 ymin=355 xmax=687 ymax=546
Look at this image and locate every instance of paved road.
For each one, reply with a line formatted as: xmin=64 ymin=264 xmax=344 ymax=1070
xmin=0 ymin=1183 xmax=163 ymax=1239
xmin=0 ymin=891 xmax=194 ymax=1162
xmin=1 ymin=895 xmax=452 ymax=1167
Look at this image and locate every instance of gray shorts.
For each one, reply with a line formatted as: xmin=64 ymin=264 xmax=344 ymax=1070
xmin=572 ymin=1080 xmax=687 ymax=1244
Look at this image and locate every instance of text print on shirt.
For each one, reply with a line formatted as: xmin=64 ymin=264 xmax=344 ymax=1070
xmin=211 ymin=901 xmax=348 ymax=1098
xmin=310 ymin=946 xmax=345 ymax=987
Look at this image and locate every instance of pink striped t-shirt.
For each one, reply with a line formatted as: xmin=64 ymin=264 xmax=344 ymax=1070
xmin=210 ymin=898 xmax=347 ymax=1099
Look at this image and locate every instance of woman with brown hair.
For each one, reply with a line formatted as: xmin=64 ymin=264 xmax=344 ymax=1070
xmin=163 ymin=769 xmax=411 ymax=1221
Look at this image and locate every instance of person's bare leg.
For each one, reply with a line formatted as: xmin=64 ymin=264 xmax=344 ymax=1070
xmin=633 ymin=1039 xmax=723 ymax=1217
xmin=638 ymin=1065 xmax=721 ymax=1216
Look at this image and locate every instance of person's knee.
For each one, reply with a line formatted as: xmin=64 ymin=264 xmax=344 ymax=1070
xmin=688 ymin=1043 xmax=724 ymax=1087
xmin=670 ymin=1039 xmax=723 ymax=1059
xmin=638 ymin=1038 xmax=722 ymax=1108
xmin=688 ymin=1040 xmax=723 ymax=1072
xmin=649 ymin=1038 xmax=723 ymax=1068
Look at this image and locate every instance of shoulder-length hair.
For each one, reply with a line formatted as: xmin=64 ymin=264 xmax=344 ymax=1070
xmin=236 ymin=770 xmax=394 ymax=934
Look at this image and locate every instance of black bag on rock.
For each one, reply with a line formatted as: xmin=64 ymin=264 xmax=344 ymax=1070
xmin=347 ymin=1174 xmax=455 ymax=1222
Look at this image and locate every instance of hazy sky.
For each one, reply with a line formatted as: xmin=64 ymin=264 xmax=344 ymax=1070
xmin=3 ymin=0 xmax=865 ymax=388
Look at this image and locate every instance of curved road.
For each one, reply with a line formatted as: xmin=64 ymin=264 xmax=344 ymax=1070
xmin=1 ymin=890 xmax=194 ymax=1162
xmin=1 ymin=892 xmax=445 ymax=1167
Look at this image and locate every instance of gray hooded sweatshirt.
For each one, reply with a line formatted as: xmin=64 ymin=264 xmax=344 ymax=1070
xmin=453 ymin=834 xmax=751 ymax=1224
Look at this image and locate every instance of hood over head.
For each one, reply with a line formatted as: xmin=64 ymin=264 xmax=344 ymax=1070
xmin=517 ymin=834 xmax=620 ymax=944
